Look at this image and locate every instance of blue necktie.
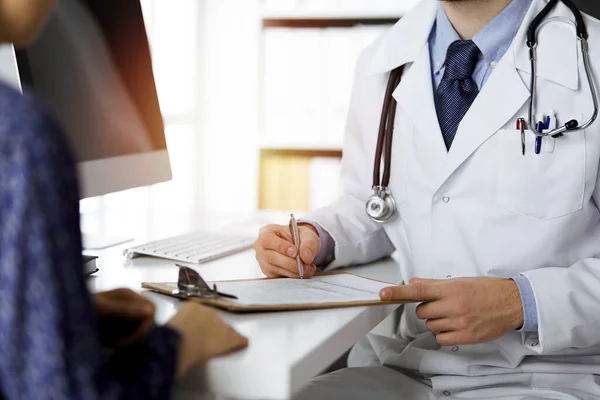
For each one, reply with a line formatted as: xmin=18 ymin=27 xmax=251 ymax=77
xmin=435 ymin=40 xmax=481 ymax=150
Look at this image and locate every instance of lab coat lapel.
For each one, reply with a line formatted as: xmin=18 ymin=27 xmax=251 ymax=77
xmin=365 ymin=0 xmax=446 ymax=169
xmin=394 ymin=45 xmax=448 ymax=167
xmin=438 ymin=58 xmax=531 ymax=186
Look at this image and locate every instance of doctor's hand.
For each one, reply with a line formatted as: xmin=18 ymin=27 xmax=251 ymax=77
xmin=380 ymin=277 xmax=524 ymax=347
xmin=254 ymin=223 xmax=321 ymax=279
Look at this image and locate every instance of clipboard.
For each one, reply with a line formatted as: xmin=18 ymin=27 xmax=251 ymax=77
xmin=142 ymin=266 xmax=408 ymax=313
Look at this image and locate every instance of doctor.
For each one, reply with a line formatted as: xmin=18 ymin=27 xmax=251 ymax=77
xmin=254 ymin=0 xmax=600 ymax=398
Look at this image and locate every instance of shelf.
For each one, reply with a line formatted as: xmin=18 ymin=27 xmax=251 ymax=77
xmin=260 ymin=6 xmax=414 ymax=20
xmin=259 ymin=147 xmax=342 ymax=211
xmin=260 ymin=8 xmax=409 ymax=28
xmin=260 ymin=142 xmax=343 ymax=153
xmin=260 ymin=148 xmax=342 ymax=158
xmin=263 ymin=17 xmax=400 ymax=28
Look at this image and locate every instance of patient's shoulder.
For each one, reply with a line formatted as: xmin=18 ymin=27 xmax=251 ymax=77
xmin=0 ymin=83 xmax=72 ymax=166
xmin=0 ymin=83 xmax=50 ymax=132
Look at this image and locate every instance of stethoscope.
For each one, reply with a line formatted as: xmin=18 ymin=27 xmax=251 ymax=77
xmin=366 ymin=0 xmax=599 ymax=223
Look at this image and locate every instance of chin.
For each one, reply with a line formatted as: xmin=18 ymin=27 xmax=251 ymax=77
xmin=1 ymin=2 xmax=56 ymax=48
xmin=7 ymin=28 xmax=44 ymax=48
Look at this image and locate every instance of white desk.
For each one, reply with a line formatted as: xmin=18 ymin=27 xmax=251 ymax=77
xmin=87 ymin=212 xmax=402 ymax=400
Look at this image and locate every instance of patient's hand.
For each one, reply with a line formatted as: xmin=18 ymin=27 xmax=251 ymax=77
xmin=166 ymin=303 xmax=248 ymax=376
xmin=94 ymin=288 xmax=156 ymax=347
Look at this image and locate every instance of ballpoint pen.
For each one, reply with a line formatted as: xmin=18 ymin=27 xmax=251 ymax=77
xmin=545 ymin=111 xmax=557 ymax=153
xmin=289 ymin=214 xmax=304 ymax=279
xmin=517 ymin=118 xmax=526 ymax=156
xmin=535 ymin=121 xmax=543 ymax=155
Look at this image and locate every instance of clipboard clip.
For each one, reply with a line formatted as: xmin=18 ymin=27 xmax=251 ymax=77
xmin=174 ymin=264 xmax=238 ymax=300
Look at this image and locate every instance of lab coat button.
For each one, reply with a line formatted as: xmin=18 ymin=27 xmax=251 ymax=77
xmin=442 ymin=196 xmax=450 ymax=203
xmin=452 ymin=346 xmax=459 ymax=352
xmin=443 ymin=391 xmax=451 ymax=396
xmin=491 ymin=61 xmax=498 ymax=68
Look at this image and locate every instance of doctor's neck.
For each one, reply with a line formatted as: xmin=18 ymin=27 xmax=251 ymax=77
xmin=441 ymin=0 xmax=513 ymax=40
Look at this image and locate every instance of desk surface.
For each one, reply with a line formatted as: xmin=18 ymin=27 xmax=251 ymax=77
xmin=87 ymin=212 xmax=401 ymax=400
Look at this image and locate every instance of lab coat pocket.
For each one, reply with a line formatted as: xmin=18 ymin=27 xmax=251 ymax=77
xmin=496 ymin=125 xmax=586 ymax=220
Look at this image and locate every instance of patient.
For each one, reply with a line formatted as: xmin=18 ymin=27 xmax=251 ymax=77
xmin=0 ymin=1 xmax=247 ymax=399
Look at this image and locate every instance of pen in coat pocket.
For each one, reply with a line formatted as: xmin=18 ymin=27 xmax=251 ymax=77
xmin=516 ymin=118 xmax=526 ymax=156
xmin=535 ymin=121 xmax=544 ymax=155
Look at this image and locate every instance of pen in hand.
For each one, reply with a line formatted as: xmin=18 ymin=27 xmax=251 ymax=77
xmin=289 ymin=214 xmax=304 ymax=279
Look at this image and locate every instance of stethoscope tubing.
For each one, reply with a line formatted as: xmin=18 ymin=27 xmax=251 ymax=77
xmin=373 ymin=67 xmax=403 ymax=189
xmin=382 ymin=70 xmax=402 ymax=187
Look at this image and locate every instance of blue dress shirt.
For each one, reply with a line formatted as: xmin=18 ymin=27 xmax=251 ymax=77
xmin=0 ymin=82 xmax=180 ymax=399
xmin=313 ymin=0 xmax=538 ymax=333
xmin=429 ymin=0 xmax=533 ymax=90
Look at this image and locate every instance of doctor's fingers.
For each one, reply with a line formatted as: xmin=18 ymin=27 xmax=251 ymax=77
xmin=380 ymin=282 xmax=444 ymax=302
xmin=258 ymin=224 xmax=294 ymax=243
xmin=256 ymin=228 xmax=296 ymax=257
xmin=265 ymin=265 xmax=317 ymax=279
xmin=424 ymin=318 xmax=464 ymax=334
xmin=415 ymin=300 xmax=457 ymax=321
xmin=297 ymin=232 xmax=321 ymax=265
xmin=259 ymin=250 xmax=316 ymax=278
xmin=435 ymin=331 xmax=481 ymax=347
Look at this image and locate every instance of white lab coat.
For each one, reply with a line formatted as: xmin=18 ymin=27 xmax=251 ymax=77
xmin=303 ymin=0 xmax=600 ymax=398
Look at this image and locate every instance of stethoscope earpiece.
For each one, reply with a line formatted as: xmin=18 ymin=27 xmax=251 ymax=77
xmin=565 ymin=119 xmax=579 ymax=130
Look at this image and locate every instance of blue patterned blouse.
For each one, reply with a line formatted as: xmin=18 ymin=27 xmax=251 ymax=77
xmin=0 ymin=82 xmax=180 ymax=399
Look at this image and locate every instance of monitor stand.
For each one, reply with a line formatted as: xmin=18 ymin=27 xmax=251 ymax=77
xmin=82 ymin=233 xmax=134 ymax=250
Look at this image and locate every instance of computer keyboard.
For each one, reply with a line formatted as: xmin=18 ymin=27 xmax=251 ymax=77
xmin=124 ymin=231 xmax=255 ymax=264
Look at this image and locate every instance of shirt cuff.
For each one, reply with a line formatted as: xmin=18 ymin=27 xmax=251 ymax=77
xmin=297 ymin=220 xmax=335 ymax=268
xmin=511 ymin=275 xmax=539 ymax=333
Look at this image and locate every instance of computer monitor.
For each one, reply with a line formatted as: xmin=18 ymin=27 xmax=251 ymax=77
xmin=13 ymin=0 xmax=171 ymax=199
xmin=572 ymin=0 xmax=600 ymax=19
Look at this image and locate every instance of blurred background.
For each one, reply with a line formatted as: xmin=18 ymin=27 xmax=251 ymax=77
xmin=80 ymin=0 xmax=599 ymax=238
xmin=79 ymin=0 xmax=420 ymax=237
xmin=51 ymin=0 xmax=599 ymax=346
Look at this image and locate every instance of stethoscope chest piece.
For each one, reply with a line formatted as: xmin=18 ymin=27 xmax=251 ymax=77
xmin=366 ymin=186 xmax=396 ymax=223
